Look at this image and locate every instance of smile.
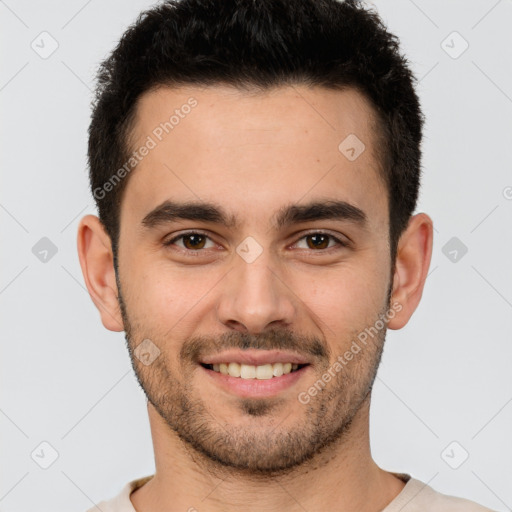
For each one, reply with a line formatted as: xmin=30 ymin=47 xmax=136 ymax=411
xmin=201 ymin=362 xmax=308 ymax=379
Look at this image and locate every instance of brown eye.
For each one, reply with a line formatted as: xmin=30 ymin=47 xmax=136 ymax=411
xmin=305 ymin=233 xmax=330 ymax=249
xmin=295 ymin=232 xmax=346 ymax=251
xmin=163 ymin=231 xmax=215 ymax=251
xmin=182 ymin=233 xmax=207 ymax=250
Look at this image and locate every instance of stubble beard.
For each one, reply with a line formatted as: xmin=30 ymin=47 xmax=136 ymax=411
xmin=116 ymin=274 xmax=391 ymax=477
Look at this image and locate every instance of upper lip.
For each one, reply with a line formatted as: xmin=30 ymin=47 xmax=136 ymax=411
xmin=200 ymin=349 xmax=311 ymax=366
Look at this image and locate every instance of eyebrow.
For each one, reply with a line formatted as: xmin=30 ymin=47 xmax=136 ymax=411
xmin=141 ymin=199 xmax=368 ymax=231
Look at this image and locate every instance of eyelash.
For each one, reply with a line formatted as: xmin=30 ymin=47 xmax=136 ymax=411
xmin=163 ymin=230 xmax=349 ymax=254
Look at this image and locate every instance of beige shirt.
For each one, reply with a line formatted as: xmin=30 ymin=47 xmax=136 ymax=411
xmin=87 ymin=472 xmax=497 ymax=511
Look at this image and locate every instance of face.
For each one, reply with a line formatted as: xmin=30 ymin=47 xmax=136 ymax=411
xmin=115 ymin=84 xmax=394 ymax=475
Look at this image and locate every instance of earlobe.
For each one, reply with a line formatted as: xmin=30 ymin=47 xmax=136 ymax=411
xmin=387 ymin=213 xmax=434 ymax=330
xmin=77 ymin=215 xmax=124 ymax=332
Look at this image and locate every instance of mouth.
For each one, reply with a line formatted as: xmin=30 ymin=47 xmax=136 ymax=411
xmin=200 ymin=362 xmax=309 ymax=379
xmin=199 ymin=361 xmax=311 ymax=398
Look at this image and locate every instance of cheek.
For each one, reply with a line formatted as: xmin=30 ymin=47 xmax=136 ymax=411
xmin=125 ymin=259 xmax=219 ymax=327
xmin=306 ymin=261 xmax=383 ymax=303
xmin=291 ymin=259 xmax=388 ymax=337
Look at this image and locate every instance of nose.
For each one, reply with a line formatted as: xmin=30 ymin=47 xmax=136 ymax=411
xmin=215 ymin=249 xmax=297 ymax=333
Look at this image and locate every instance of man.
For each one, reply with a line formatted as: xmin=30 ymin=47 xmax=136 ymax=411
xmin=77 ymin=0 xmax=496 ymax=510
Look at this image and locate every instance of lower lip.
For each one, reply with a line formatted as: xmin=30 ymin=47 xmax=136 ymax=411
xmin=200 ymin=364 xmax=310 ymax=398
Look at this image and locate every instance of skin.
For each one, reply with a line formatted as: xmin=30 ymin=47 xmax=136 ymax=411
xmin=77 ymin=84 xmax=433 ymax=512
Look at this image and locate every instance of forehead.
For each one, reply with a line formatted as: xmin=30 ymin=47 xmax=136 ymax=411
xmin=121 ymin=84 xmax=388 ymax=233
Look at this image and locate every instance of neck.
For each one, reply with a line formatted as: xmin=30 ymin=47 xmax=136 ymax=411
xmin=130 ymin=395 xmax=406 ymax=512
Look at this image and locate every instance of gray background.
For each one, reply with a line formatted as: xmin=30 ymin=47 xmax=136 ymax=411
xmin=1 ymin=0 xmax=511 ymax=511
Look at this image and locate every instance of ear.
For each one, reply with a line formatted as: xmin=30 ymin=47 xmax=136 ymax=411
xmin=77 ymin=215 xmax=124 ymax=332
xmin=387 ymin=213 xmax=434 ymax=330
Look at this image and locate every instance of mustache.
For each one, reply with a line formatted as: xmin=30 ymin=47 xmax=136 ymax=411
xmin=181 ymin=328 xmax=329 ymax=364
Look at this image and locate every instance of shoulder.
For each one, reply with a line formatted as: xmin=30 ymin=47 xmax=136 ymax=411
xmin=85 ymin=475 xmax=154 ymax=512
xmin=388 ymin=477 xmax=498 ymax=512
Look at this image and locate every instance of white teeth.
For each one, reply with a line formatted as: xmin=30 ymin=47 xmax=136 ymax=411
xmin=273 ymin=363 xmax=284 ymax=377
xmin=240 ymin=364 xmax=256 ymax=379
xmin=207 ymin=361 xmax=304 ymax=379
xmin=255 ymin=364 xmax=273 ymax=380
xmin=228 ymin=362 xmax=241 ymax=377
